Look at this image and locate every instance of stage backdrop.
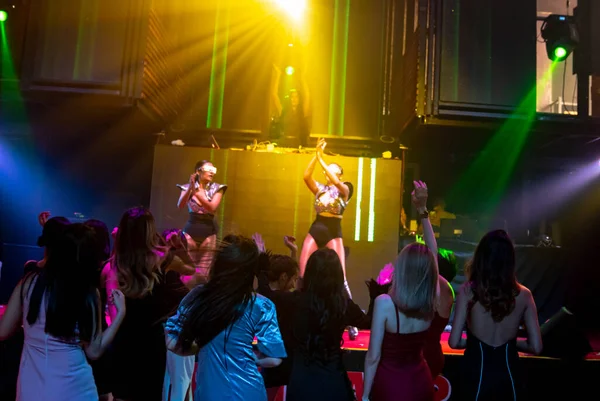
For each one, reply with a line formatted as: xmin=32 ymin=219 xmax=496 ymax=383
xmin=150 ymin=145 xmax=402 ymax=308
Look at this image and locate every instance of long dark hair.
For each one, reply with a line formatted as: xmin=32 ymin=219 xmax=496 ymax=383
xmin=175 ymin=235 xmax=265 ymax=352
xmin=37 ymin=216 xmax=70 ymax=248
xmin=302 ymin=248 xmax=348 ymax=363
xmin=25 ymin=224 xmax=101 ymax=341
xmin=466 ymin=230 xmax=520 ymax=322
xmin=84 ymin=219 xmax=111 ymax=262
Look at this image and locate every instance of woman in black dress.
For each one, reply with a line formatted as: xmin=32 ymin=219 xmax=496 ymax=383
xmin=104 ymin=207 xmax=193 ymax=401
xmin=449 ymin=230 xmax=542 ymax=400
xmin=259 ymin=248 xmax=371 ymax=401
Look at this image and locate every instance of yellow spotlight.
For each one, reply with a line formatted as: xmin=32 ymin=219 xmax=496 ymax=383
xmin=285 ymin=66 xmax=295 ymax=76
xmin=274 ymin=0 xmax=306 ymax=22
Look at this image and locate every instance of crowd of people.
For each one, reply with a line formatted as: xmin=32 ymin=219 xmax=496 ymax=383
xmin=0 ymin=140 xmax=552 ymax=401
xmin=0 ymin=178 xmax=546 ymax=401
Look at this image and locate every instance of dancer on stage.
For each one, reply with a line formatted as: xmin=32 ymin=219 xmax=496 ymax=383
xmin=177 ymin=160 xmax=227 ymax=282
xmin=300 ymin=138 xmax=357 ymax=336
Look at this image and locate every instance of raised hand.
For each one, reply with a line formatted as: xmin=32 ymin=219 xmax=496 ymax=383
xmin=38 ymin=211 xmax=51 ymax=227
xmin=411 ymin=180 xmax=428 ymax=212
xmin=189 ymin=173 xmax=198 ymax=187
xmin=283 ymin=236 xmax=297 ymax=252
xmin=252 ymin=232 xmax=266 ymax=253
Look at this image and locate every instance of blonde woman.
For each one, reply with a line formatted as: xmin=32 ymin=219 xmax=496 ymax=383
xmin=103 ymin=207 xmax=193 ymax=401
xmin=362 ymin=182 xmax=439 ymax=401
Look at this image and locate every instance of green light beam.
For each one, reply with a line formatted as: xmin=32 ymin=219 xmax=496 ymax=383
xmin=207 ymin=0 xmax=230 ymax=129
xmin=328 ymin=0 xmax=350 ymax=136
xmin=447 ymin=62 xmax=559 ymax=213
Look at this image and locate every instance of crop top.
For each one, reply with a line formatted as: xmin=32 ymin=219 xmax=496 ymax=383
xmin=314 ymin=182 xmax=353 ymax=216
xmin=177 ymin=182 xmax=227 ymax=214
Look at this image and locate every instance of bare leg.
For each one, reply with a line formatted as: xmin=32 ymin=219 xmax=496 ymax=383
xmin=183 ymin=233 xmax=216 ymax=287
xmin=325 ymin=238 xmax=351 ymax=297
xmin=299 ymin=234 xmax=319 ymax=278
xmin=325 ymin=237 xmax=358 ymax=339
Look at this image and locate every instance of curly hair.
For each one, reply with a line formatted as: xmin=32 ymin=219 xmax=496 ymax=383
xmin=302 ymin=248 xmax=348 ymax=364
xmin=466 ymin=230 xmax=520 ymax=322
xmin=113 ymin=207 xmax=168 ymax=299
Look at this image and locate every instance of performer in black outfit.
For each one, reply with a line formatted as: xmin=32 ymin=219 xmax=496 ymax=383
xmin=177 ymin=160 xmax=227 ymax=282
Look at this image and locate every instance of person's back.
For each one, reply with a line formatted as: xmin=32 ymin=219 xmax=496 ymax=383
xmin=363 ymin=241 xmax=439 ymax=401
xmin=194 ymin=293 xmax=283 ymax=401
xmin=19 ymin=276 xmax=97 ymax=401
xmin=468 ymin=283 xmax=531 ymax=347
xmin=458 ymin=283 xmax=536 ymax=401
xmin=369 ymin=295 xmax=433 ymax=401
xmin=449 ymin=230 xmax=542 ymax=401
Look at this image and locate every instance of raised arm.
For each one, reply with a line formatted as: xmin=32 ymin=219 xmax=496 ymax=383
xmin=83 ymin=290 xmax=126 ymax=360
xmin=271 ymin=64 xmax=283 ymax=117
xmin=304 ymin=154 xmax=319 ymax=195
xmin=300 ymin=69 xmax=310 ymax=118
xmin=316 ymin=141 xmax=349 ymax=199
xmin=283 ymin=235 xmax=298 ymax=260
xmin=412 ymin=180 xmax=437 ymax=255
xmin=194 ymin=186 xmax=225 ymax=214
xmin=177 ymin=173 xmax=198 ymax=209
xmin=517 ymin=288 xmax=543 ymax=355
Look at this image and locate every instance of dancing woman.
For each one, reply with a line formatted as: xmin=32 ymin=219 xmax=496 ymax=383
xmin=300 ymin=139 xmax=354 ymax=293
xmin=177 ymin=160 xmax=227 ymax=281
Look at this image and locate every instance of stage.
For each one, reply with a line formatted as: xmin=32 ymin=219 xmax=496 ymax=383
xmin=150 ymin=145 xmax=403 ymax=308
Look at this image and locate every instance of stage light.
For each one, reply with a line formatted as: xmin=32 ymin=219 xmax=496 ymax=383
xmin=285 ymin=66 xmax=295 ymax=76
xmin=554 ymin=46 xmax=567 ymax=59
xmin=0 ymin=11 xmax=8 ymax=22
xmin=288 ymin=43 xmax=294 ymax=47
xmin=274 ymin=0 xmax=306 ymax=22
xmin=541 ymin=14 xmax=578 ymax=62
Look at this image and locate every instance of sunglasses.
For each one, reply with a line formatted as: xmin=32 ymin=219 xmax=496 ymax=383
xmin=199 ymin=166 xmax=217 ymax=174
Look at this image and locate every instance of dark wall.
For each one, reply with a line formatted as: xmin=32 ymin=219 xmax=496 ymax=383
xmin=0 ymin=102 xmax=159 ymax=302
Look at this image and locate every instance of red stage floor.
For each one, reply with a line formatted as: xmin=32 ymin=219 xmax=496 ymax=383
xmin=341 ymin=330 xmax=600 ymax=360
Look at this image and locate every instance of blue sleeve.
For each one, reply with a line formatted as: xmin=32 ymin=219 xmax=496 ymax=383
xmin=165 ymin=286 xmax=202 ymax=344
xmin=255 ymin=298 xmax=287 ymax=358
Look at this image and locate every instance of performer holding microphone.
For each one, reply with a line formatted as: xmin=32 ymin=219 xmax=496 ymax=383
xmin=177 ymin=160 xmax=227 ymax=283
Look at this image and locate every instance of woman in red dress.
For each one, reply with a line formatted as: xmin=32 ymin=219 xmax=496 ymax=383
xmin=362 ymin=181 xmax=439 ymax=401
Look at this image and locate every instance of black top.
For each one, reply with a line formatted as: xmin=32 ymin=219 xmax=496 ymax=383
xmin=257 ymin=274 xmax=371 ymax=401
xmin=282 ymin=106 xmax=310 ymax=147
xmin=111 ymin=253 xmax=188 ymax=401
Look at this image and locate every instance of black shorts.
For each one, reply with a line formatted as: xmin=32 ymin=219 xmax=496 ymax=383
xmin=183 ymin=213 xmax=217 ymax=243
xmin=308 ymin=215 xmax=343 ymax=248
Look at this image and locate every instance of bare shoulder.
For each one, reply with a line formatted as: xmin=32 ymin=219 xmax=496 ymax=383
xmin=516 ymin=284 xmax=534 ymax=303
xmin=375 ymin=294 xmax=394 ymax=308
